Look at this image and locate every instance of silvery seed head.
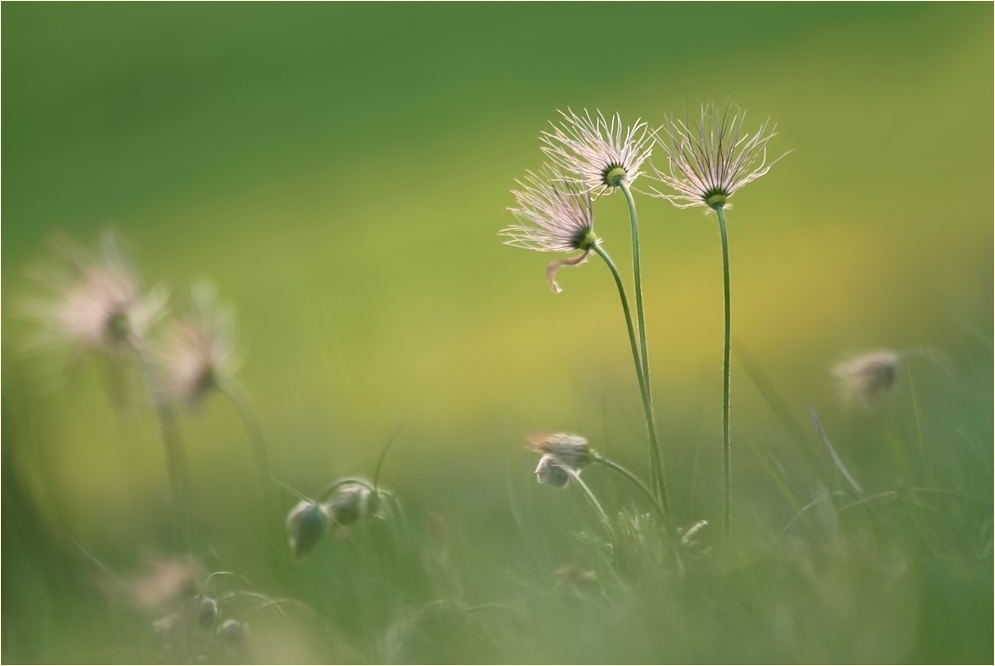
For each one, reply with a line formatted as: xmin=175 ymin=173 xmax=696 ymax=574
xmin=325 ymin=483 xmax=373 ymax=527
xmin=541 ymin=109 xmax=653 ymax=195
xmin=832 ymin=350 xmax=902 ymax=408
xmin=648 ymin=102 xmax=787 ymax=209
xmin=535 ymin=454 xmax=571 ymax=488
xmin=23 ymin=232 xmax=168 ymax=357
xmin=501 ymin=166 xmax=596 ymax=293
xmin=150 ymin=282 xmax=241 ymax=408
xmin=286 ymin=500 xmax=330 ymax=561
xmin=527 ymin=433 xmax=593 ymax=470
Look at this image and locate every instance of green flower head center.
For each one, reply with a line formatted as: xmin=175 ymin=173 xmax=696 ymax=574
xmin=705 ymin=188 xmax=728 ymax=209
xmin=105 ymin=310 xmax=131 ymax=343
xmin=602 ymin=164 xmax=627 ymax=187
xmin=571 ymin=227 xmax=597 ymax=251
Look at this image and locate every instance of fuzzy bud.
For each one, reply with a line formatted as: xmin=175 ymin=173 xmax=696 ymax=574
xmin=198 ymin=596 xmax=218 ymax=629
xmin=535 ymin=455 xmax=571 ymax=488
xmin=326 ymin=483 xmax=372 ymax=526
xmin=286 ymin=500 xmax=330 ymax=561
xmin=527 ymin=433 xmax=592 ymax=470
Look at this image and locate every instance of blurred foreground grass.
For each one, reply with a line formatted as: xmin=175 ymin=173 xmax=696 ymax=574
xmin=2 ymin=3 xmax=993 ymax=663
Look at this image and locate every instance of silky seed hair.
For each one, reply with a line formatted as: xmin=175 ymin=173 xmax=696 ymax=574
xmin=648 ymin=101 xmax=787 ymax=209
xmin=541 ymin=109 xmax=654 ymax=196
xmin=501 ymin=165 xmax=597 ymax=293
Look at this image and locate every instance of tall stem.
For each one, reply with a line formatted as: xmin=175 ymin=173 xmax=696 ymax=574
xmin=218 ymin=380 xmax=271 ymax=483
xmin=619 ymin=182 xmax=668 ymax=511
xmin=156 ymin=404 xmax=190 ymax=550
xmin=906 ymin=362 xmax=933 ymax=487
xmin=714 ymin=205 xmax=732 ymax=543
xmin=594 ymin=455 xmax=667 ymax=523
xmin=591 ymin=244 xmax=668 ymax=515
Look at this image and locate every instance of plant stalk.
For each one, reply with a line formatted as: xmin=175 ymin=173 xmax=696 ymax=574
xmin=713 ymin=204 xmax=732 ymax=543
xmin=594 ymin=455 xmax=668 ymax=523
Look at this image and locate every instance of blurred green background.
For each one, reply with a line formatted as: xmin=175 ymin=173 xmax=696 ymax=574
xmin=2 ymin=3 xmax=992 ymax=663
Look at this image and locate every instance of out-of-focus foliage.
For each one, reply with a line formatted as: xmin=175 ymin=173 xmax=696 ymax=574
xmin=2 ymin=3 xmax=992 ymax=663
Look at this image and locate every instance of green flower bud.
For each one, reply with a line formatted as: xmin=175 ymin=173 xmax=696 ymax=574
xmin=198 ymin=596 xmax=218 ymax=629
xmin=286 ymin=500 xmax=330 ymax=561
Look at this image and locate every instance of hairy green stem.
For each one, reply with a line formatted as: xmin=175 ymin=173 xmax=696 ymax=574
xmin=594 ymin=455 xmax=667 ymax=523
xmin=218 ymin=381 xmax=271 ymax=483
xmin=713 ymin=205 xmax=732 ymax=543
xmin=591 ymin=245 xmax=647 ymax=396
xmin=906 ymin=362 xmax=933 ymax=487
xmin=566 ymin=468 xmax=617 ymax=564
xmin=156 ymin=404 xmax=190 ymax=550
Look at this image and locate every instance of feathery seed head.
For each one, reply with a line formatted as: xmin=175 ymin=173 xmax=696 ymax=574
xmin=649 ymin=102 xmax=786 ymax=209
xmin=541 ymin=109 xmax=653 ymax=195
xmin=286 ymin=500 xmax=330 ymax=561
xmin=24 ymin=232 xmax=168 ymax=357
xmin=535 ymin=454 xmax=571 ymax=488
xmin=150 ymin=283 xmax=241 ymax=408
xmin=832 ymin=350 xmax=902 ymax=408
xmin=502 ymin=166 xmax=596 ymax=293
xmin=526 ymin=433 xmax=593 ymax=470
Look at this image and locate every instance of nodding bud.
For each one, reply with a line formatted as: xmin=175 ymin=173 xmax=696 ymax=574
xmin=198 ymin=596 xmax=218 ymax=629
xmin=535 ymin=455 xmax=571 ymax=488
xmin=325 ymin=483 xmax=372 ymax=526
xmin=526 ymin=433 xmax=592 ymax=470
xmin=217 ymin=619 xmax=247 ymax=643
xmin=286 ymin=500 xmax=330 ymax=561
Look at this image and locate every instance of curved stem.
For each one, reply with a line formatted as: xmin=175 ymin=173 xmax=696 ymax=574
xmin=218 ymin=381 xmax=271 ymax=483
xmin=592 ymin=243 xmax=669 ymax=515
xmin=594 ymin=455 xmax=667 ymax=523
xmin=132 ymin=347 xmax=190 ymax=549
xmin=906 ymin=362 xmax=933 ymax=487
xmin=591 ymin=244 xmax=647 ymax=397
xmin=566 ymin=468 xmax=617 ymax=564
xmin=619 ymin=182 xmax=668 ymax=512
xmin=714 ymin=205 xmax=732 ymax=543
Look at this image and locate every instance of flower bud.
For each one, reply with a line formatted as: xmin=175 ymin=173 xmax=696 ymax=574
xmin=286 ymin=500 xmax=330 ymax=561
xmin=198 ymin=596 xmax=218 ymax=629
xmin=535 ymin=455 xmax=571 ymax=488
xmin=217 ymin=619 xmax=247 ymax=643
xmin=526 ymin=433 xmax=592 ymax=470
xmin=325 ymin=483 xmax=372 ymax=526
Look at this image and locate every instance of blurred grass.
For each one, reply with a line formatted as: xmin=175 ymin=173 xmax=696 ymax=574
xmin=2 ymin=3 xmax=993 ymax=663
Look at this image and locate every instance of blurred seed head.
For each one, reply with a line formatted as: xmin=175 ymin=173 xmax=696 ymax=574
xmin=541 ymin=109 xmax=653 ymax=195
xmin=833 ymin=350 xmax=902 ymax=408
xmin=526 ymin=432 xmax=593 ymax=470
xmin=110 ymin=554 xmax=204 ymax=615
xmin=501 ymin=165 xmax=596 ymax=293
xmin=286 ymin=500 xmax=330 ymax=561
xmin=648 ymin=102 xmax=786 ymax=209
xmin=555 ymin=562 xmax=598 ymax=590
xmin=535 ymin=454 xmax=571 ymax=488
xmin=23 ymin=232 xmax=168 ymax=358
xmin=198 ymin=596 xmax=218 ymax=629
xmin=150 ymin=282 xmax=241 ymax=408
